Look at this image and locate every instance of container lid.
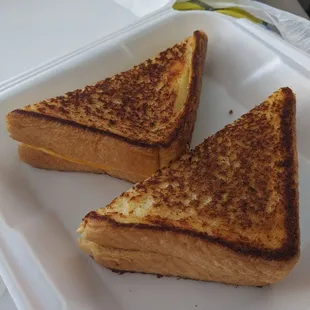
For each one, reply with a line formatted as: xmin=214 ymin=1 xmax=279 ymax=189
xmin=0 ymin=0 xmax=172 ymax=90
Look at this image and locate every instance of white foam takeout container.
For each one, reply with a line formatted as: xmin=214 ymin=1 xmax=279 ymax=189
xmin=1 ymin=6 xmax=310 ymax=310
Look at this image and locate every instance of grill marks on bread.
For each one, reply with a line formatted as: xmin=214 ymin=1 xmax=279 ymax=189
xmin=23 ymin=38 xmax=191 ymax=144
xmin=88 ymin=88 xmax=298 ymax=258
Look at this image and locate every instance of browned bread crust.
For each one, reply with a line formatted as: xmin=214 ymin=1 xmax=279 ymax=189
xmin=79 ymin=239 xmax=298 ymax=286
xmin=78 ymin=87 xmax=299 ymax=285
xmin=18 ymin=144 xmax=146 ymax=183
xmin=6 ymin=31 xmax=208 ymax=183
xmin=18 ymin=144 xmax=104 ymax=173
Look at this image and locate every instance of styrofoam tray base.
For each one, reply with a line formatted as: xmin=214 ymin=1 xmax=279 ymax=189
xmin=1 ymin=9 xmax=310 ymax=310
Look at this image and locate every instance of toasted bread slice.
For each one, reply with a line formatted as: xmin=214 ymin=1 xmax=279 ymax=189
xmin=18 ymin=143 xmax=144 ymax=182
xmin=18 ymin=144 xmax=105 ymax=173
xmin=77 ymin=87 xmax=299 ymax=286
xmin=6 ymin=31 xmax=208 ymax=183
xmin=78 ymin=239 xmax=292 ymax=286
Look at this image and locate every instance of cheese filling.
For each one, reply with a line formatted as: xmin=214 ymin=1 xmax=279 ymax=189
xmin=22 ymin=143 xmax=107 ymax=170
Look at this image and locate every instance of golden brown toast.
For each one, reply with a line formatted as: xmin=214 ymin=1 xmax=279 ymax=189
xmin=6 ymin=30 xmax=208 ymax=183
xmin=18 ymin=143 xmax=143 ymax=182
xmin=18 ymin=144 xmax=105 ymax=174
xmin=77 ymin=87 xmax=299 ymax=286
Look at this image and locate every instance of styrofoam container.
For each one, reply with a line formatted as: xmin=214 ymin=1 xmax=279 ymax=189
xmin=1 ymin=8 xmax=310 ymax=310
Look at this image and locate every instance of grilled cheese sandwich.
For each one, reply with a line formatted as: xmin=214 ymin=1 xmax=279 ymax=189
xmin=7 ymin=30 xmax=208 ymax=183
xmin=77 ymin=87 xmax=300 ymax=286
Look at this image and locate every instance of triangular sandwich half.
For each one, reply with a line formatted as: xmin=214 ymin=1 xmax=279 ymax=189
xmin=77 ymin=87 xmax=299 ymax=286
xmin=6 ymin=30 xmax=208 ymax=183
